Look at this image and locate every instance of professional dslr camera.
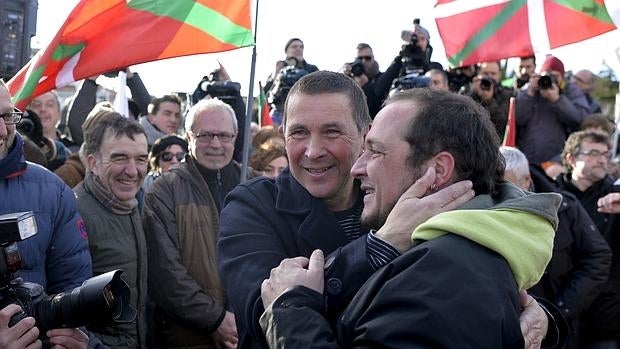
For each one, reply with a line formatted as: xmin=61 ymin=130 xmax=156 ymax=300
xmin=0 ymin=212 xmax=135 ymax=335
xmin=267 ymin=65 xmax=309 ymax=109
xmin=346 ymin=59 xmax=365 ymax=78
xmin=538 ymin=74 xmax=558 ymax=90
xmin=390 ymin=18 xmax=431 ymax=93
xmin=192 ymin=68 xmax=242 ymax=104
xmin=479 ymin=76 xmax=495 ymax=91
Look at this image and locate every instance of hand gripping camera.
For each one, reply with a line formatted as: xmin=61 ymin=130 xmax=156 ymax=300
xmin=0 ymin=212 xmax=136 ymax=334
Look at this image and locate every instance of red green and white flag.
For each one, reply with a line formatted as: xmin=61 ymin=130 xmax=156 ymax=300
xmin=257 ymin=81 xmax=272 ymax=127
xmin=8 ymin=0 xmax=254 ymax=109
xmin=434 ymin=0 xmax=616 ymax=67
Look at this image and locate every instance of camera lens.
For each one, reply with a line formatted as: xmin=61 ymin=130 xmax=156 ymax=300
xmin=479 ymin=77 xmax=493 ymax=91
xmin=538 ymin=75 xmax=553 ymax=90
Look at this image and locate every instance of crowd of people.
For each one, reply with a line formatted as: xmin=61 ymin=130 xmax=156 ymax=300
xmin=1 ymin=19 xmax=620 ymax=349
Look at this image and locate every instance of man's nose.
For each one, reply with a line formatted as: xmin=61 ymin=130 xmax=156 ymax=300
xmin=350 ymin=150 xmax=369 ymax=178
xmin=304 ymin=136 xmax=326 ymax=159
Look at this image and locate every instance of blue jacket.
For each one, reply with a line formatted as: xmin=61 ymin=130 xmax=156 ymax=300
xmin=0 ymin=134 xmax=91 ymax=293
xmin=218 ymin=168 xmax=372 ymax=349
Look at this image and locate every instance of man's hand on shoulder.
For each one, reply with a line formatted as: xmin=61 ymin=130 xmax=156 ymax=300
xmin=0 ymin=304 xmax=41 ymax=349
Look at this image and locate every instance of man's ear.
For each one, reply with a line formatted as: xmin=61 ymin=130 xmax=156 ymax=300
xmin=428 ymin=151 xmax=455 ymax=189
xmin=565 ymin=153 xmax=576 ymax=169
xmin=87 ymin=153 xmax=98 ymax=174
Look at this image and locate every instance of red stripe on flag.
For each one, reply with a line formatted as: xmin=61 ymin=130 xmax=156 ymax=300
xmin=436 ymin=3 xmax=532 ymax=66
xmin=544 ymin=1 xmax=616 ymax=49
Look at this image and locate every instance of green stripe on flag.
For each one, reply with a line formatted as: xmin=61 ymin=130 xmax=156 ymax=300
xmin=52 ymin=43 xmax=85 ymax=61
xmin=12 ymin=65 xmax=46 ymax=104
xmin=128 ymin=0 xmax=253 ymax=47
xmin=551 ymin=0 xmax=614 ymax=24
xmin=449 ymin=0 xmax=527 ymax=66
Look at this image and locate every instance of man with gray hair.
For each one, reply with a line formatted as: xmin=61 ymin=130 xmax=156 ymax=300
xmin=143 ymin=98 xmax=248 ymax=348
xmin=501 ymin=146 xmax=611 ymax=349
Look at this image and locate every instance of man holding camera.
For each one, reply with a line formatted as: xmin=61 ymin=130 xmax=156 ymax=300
xmin=343 ymin=43 xmax=401 ymax=118
xmin=469 ymin=61 xmax=513 ymax=139
xmin=515 ymin=55 xmax=590 ymax=166
xmin=0 ymin=81 xmax=93 ymax=348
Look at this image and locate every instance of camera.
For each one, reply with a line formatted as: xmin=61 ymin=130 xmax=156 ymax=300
xmin=192 ymin=71 xmax=242 ymax=105
xmin=347 ymin=59 xmax=365 ymax=77
xmin=479 ymin=76 xmax=494 ymax=91
xmin=268 ymin=66 xmax=309 ymax=109
xmin=538 ymin=75 xmax=557 ymax=90
xmin=0 ymin=212 xmax=136 ymax=335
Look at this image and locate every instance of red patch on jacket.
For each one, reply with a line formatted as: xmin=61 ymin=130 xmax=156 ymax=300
xmin=77 ymin=218 xmax=88 ymax=240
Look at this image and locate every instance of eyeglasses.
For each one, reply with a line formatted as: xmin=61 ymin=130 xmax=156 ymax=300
xmin=190 ymin=131 xmax=236 ymax=144
xmin=357 ymin=56 xmax=373 ymax=61
xmin=160 ymin=151 xmax=186 ymax=162
xmin=578 ymin=149 xmax=612 ymax=159
xmin=1 ymin=108 xmax=23 ymax=125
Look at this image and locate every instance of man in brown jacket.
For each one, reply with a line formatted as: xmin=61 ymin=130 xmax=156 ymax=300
xmin=142 ymin=98 xmax=244 ymax=348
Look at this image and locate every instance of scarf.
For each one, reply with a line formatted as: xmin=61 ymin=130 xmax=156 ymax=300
xmin=83 ymin=172 xmax=137 ymax=215
xmin=1 ymin=133 xmax=27 ymax=179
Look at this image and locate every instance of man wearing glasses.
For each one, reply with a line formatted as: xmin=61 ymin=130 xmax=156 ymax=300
xmin=556 ymin=130 xmax=620 ymax=348
xmin=142 ymin=98 xmax=249 ymax=348
xmin=0 ymin=81 xmax=92 ymax=348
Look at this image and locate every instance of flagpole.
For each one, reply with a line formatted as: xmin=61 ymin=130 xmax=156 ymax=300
xmin=240 ymin=0 xmax=260 ymax=183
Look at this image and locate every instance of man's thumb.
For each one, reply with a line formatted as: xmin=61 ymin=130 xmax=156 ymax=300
xmin=308 ymin=249 xmax=324 ymax=272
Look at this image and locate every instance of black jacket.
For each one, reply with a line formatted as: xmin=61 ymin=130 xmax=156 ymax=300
xmin=260 ymin=234 xmax=524 ymax=349
xmin=556 ymin=174 xmax=620 ymax=340
xmin=217 ymin=169 xmax=373 ymax=349
xmin=529 ymin=167 xmax=611 ymax=320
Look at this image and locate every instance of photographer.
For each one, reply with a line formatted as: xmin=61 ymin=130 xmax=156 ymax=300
xmin=342 ymin=43 xmax=401 ymax=118
xmin=192 ymin=65 xmax=247 ymax=162
xmin=468 ymin=61 xmax=513 ymax=139
xmin=265 ymin=63 xmax=309 ymax=126
xmin=516 ymin=55 xmax=590 ymax=166
xmin=263 ymin=38 xmax=318 ymax=95
xmin=0 ymin=81 xmax=94 ymax=348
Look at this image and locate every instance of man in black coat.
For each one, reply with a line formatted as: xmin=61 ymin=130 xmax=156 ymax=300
xmin=556 ymin=130 xmax=620 ymax=348
xmin=501 ymin=146 xmax=612 ymax=349
xmin=258 ymin=89 xmax=562 ymax=348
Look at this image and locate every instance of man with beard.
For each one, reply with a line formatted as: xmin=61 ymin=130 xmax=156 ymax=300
xmin=556 ymin=130 xmax=620 ymax=348
xmin=259 ymin=89 xmax=561 ymax=348
xmin=218 ymin=72 xmax=555 ymax=349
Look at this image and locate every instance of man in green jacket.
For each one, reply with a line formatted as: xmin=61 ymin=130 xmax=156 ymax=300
xmin=75 ymin=112 xmax=149 ymax=348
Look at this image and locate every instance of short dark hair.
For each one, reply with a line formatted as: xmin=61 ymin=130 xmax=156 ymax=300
xmin=149 ymin=94 xmax=182 ymax=115
xmin=561 ymin=130 xmax=611 ymax=172
xmin=85 ymin=112 xmax=146 ymax=156
xmin=283 ymin=71 xmax=371 ymax=133
xmin=386 ymin=89 xmax=504 ymax=195
xmin=356 ymin=43 xmax=372 ymax=51
xmin=520 ymin=55 xmax=536 ymax=65
xmin=580 ymin=114 xmax=615 ymax=136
